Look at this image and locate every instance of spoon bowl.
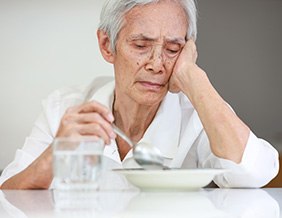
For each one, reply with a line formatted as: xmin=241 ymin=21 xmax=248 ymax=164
xmin=112 ymin=124 xmax=165 ymax=169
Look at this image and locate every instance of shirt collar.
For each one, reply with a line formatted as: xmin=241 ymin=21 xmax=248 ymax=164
xmin=88 ymin=80 xmax=181 ymax=163
xmin=88 ymin=80 xmax=115 ymax=112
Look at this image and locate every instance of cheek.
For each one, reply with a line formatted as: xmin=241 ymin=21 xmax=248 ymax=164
xmin=115 ymin=51 xmax=144 ymax=82
xmin=136 ymin=58 xmax=144 ymax=66
xmin=164 ymin=57 xmax=177 ymax=73
xmin=123 ymin=50 xmax=143 ymax=67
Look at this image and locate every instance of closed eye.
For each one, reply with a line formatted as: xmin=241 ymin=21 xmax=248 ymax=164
xmin=165 ymin=43 xmax=181 ymax=57
xmin=132 ymin=42 xmax=151 ymax=52
xmin=167 ymin=49 xmax=179 ymax=54
xmin=135 ymin=44 xmax=146 ymax=48
xmin=165 ymin=48 xmax=181 ymax=57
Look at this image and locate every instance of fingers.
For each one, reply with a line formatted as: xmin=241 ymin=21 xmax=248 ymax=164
xmin=56 ymin=101 xmax=116 ymax=145
xmin=67 ymin=101 xmax=114 ymax=123
xmin=74 ymin=113 xmax=116 ymax=142
xmin=182 ymin=39 xmax=198 ymax=64
xmin=168 ymin=39 xmax=199 ymax=93
xmin=77 ymin=123 xmax=112 ymax=145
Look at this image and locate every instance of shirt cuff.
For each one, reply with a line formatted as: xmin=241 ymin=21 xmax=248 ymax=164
xmin=208 ymin=131 xmax=279 ymax=187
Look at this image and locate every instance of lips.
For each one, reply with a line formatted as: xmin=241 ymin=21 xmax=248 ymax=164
xmin=137 ymin=81 xmax=166 ymax=91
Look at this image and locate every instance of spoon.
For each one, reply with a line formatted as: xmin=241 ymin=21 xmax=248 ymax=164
xmin=112 ymin=124 xmax=165 ymax=169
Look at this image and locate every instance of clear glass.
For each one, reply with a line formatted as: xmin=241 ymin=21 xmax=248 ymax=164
xmin=52 ymin=137 xmax=104 ymax=191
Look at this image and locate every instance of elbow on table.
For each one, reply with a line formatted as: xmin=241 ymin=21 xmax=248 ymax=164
xmin=214 ymin=164 xmax=279 ymax=188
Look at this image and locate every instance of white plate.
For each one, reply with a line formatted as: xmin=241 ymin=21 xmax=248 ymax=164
xmin=116 ymin=169 xmax=226 ymax=191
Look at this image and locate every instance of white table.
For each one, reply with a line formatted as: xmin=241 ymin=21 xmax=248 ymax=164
xmin=0 ymin=188 xmax=281 ymax=218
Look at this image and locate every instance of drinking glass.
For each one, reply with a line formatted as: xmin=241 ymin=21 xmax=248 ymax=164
xmin=52 ymin=137 xmax=104 ymax=191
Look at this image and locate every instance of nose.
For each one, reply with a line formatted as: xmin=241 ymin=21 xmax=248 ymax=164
xmin=145 ymin=46 xmax=165 ymax=74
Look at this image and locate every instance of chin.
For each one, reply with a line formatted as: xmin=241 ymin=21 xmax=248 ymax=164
xmin=132 ymin=91 xmax=167 ymax=106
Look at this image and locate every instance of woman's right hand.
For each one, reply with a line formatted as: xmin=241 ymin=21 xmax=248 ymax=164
xmin=56 ymin=100 xmax=116 ymax=144
xmin=0 ymin=101 xmax=116 ymax=190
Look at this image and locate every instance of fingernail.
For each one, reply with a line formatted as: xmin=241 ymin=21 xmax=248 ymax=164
xmin=107 ymin=113 xmax=114 ymax=122
xmin=110 ymin=132 xmax=116 ymax=139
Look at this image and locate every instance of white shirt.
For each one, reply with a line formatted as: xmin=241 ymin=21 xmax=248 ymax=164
xmin=0 ymin=77 xmax=279 ymax=188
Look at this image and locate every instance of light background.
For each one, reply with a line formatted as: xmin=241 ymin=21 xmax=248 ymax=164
xmin=0 ymin=0 xmax=281 ymax=170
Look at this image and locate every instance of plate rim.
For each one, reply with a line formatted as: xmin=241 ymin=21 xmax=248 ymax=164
xmin=114 ymin=168 xmax=227 ymax=190
xmin=114 ymin=168 xmax=227 ymax=175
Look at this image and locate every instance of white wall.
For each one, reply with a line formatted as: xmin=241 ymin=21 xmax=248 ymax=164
xmin=1 ymin=0 xmax=282 ymax=170
xmin=0 ymin=0 xmax=113 ymax=169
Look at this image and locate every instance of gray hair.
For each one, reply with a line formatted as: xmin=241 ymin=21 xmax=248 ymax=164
xmin=98 ymin=0 xmax=197 ymax=53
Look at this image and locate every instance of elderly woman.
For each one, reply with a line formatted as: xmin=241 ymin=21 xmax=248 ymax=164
xmin=0 ymin=0 xmax=279 ymax=189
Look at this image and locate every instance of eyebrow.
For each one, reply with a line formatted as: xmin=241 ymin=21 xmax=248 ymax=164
xmin=127 ymin=34 xmax=186 ymax=45
xmin=165 ymin=37 xmax=186 ymax=45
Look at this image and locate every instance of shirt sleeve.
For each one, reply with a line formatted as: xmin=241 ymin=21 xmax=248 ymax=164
xmin=0 ymin=89 xmax=65 ymax=186
xmin=197 ymin=131 xmax=279 ymax=188
xmin=0 ymin=112 xmax=54 ymax=186
xmin=0 ymin=82 xmax=97 ymax=187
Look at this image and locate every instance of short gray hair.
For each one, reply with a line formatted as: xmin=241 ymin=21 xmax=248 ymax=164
xmin=98 ymin=0 xmax=197 ymax=52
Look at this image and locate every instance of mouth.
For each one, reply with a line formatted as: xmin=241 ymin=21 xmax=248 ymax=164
xmin=137 ymin=81 xmax=166 ymax=91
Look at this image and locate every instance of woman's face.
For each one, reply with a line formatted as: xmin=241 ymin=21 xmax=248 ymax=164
xmin=112 ymin=1 xmax=188 ymax=106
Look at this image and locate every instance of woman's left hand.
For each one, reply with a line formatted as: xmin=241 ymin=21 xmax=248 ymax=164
xmin=168 ymin=39 xmax=199 ymax=94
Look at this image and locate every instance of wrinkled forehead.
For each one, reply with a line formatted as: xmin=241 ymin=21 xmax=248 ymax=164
xmin=120 ymin=1 xmax=188 ymax=40
xmin=124 ymin=0 xmax=188 ymax=22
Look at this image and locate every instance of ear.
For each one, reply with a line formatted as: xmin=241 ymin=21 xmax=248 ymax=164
xmin=97 ymin=30 xmax=114 ymax=64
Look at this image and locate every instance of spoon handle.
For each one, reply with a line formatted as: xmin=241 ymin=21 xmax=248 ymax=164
xmin=112 ymin=124 xmax=134 ymax=147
